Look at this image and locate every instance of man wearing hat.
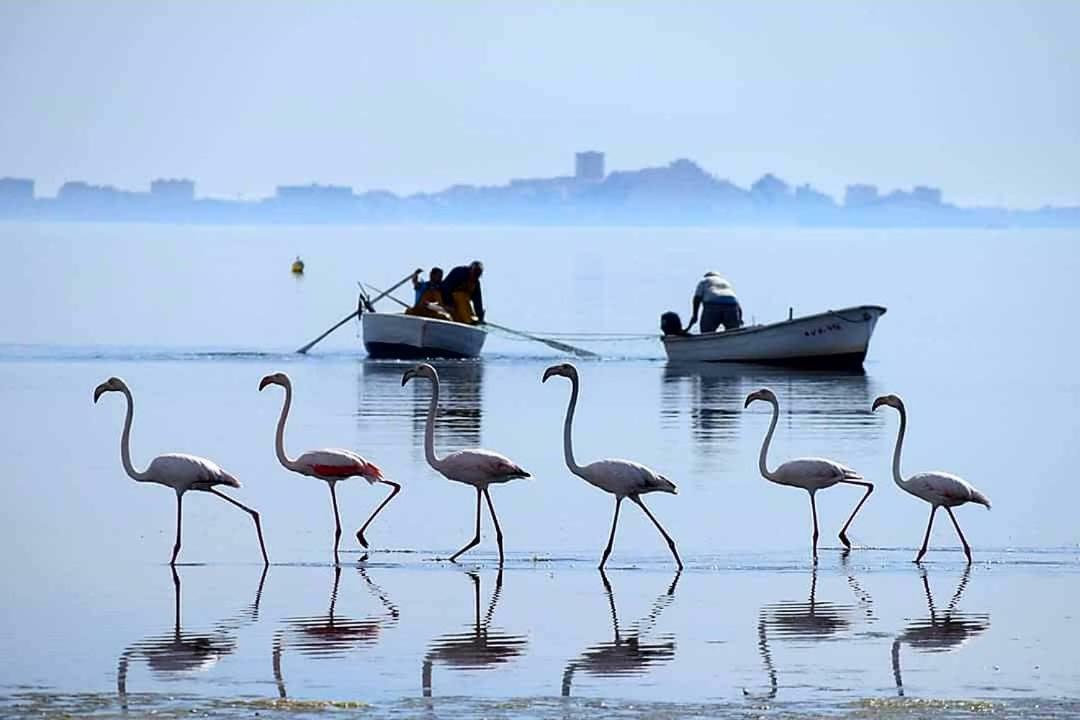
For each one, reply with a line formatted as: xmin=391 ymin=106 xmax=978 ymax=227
xmin=687 ymin=271 xmax=743 ymax=333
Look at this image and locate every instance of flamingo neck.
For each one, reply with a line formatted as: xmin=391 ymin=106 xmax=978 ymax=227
xmin=422 ymin=376 xmax=444 ymax=471
xmin=890 ymin=403 xmax=908 ymax=491
xmin=757 ymin=397 xmax=780 ymax=482
xmin=561 ymin=374 xmax=586 ymax=477
xmin=272 ymin=380 xmax=300 ymax=471
xmin=118 ymin=386 xmax=150 ymax=482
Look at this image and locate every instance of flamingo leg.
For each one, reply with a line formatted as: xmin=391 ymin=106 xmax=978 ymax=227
xmin=449 ymin=487 xmax=482 ymax=562
xmin=356 ymin=480 xmax=402 ymax=549
xmin=631 ymin=495 xmax=684 ymax=571
xmin=915 ymin=505 xmax=938 ymax=563
xmin=171 ymin=492 xmax=183 ymax=566
xmin=837 ymin=480 xmax=874 ymax=549
xmin=809 ymin=491 xmax=820 ymax=562
xmin=328 ymin=481 xmax=342 ymax=565
xmin=482 ymin=487 xmax=505 ymax=566
xmin=600 ymin=497 xmax=623 ymax=569
xmin=945 ymin=506 xmax=973 ymax=563
xmin=207 ymin=488 xmax=269 ymax=565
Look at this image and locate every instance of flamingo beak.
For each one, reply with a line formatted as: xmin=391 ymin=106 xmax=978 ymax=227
xmin=743 ymin=393 xmax=756 ymax=409
xmin=401 ymin=370 xmax=416 ymax=386
xmin=93 ymin=384 xmax=107 ymax=403
xmin=872 ymin=396 xmax=887 ymax=411
xmin=542 ymin=366 xmax=558 ymax=383
xmin=258 ymin=375 xmax=274 ymax=391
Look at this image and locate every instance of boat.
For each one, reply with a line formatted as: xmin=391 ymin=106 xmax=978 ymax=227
xmin=661 ymin=305 xmax=886 ymax=369
xmin=362 ymin=312 xmax=487 ymax=359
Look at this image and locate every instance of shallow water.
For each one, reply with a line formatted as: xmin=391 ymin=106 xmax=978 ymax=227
xmin=1 ymin=224 xmax=1079 ymax=716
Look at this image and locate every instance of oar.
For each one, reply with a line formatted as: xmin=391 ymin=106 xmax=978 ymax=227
xmin=361 ymin=283 xmax=599 ymax=358
xmin=296 ymin=272 xmax=416 ymax=354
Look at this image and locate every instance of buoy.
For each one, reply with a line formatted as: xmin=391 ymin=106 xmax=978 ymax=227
xmin=291 ymin=257 xmax=305 ymax=275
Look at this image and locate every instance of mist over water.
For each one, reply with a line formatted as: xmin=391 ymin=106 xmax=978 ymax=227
xmin=1 ymin=223 xmax=1079 ymax=717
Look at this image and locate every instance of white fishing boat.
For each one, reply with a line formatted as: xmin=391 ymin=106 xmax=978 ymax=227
xmin=662 ymin=305 xmax=886 ymax=369
xmin=362 ymin=312 xmax=487 ymax=359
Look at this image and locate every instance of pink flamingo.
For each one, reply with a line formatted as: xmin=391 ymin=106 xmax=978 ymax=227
xmin=94 ymin=377 xmax=268 ymax=566
xmin=873 ymin=394 xmax=991 ymax=563
xmin=260 ymin=372 xmax=400 ymax=564
xmin=543 ymin=363 xmax=683 ymax=570
xmin=402 ymin=363 xmax=530 ymax=565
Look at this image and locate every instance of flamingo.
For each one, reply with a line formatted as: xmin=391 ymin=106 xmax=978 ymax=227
xmin=543 ymin=363 xmax=683 ymax=570
xmin=93 ymin=377 xmax=269 ymax=566
xmin=259 ymin=372 xmax=400 ymax=564
xmin=402 ymin=363 xmax=530 ymax=565
xmin=744 ymin=388 xmax=874 ymax=561
xmin=872 ymin=394 xmax=991 ymax=563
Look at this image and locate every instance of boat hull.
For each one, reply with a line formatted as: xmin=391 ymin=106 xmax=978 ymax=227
xmin=662 ymin=305 xmax=886 ymax=369
xmin=362 ymin=312 xmax=487 ymax=359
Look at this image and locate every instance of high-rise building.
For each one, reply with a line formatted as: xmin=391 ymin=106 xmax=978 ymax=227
xmin=575 ymin=151 xmax=605 ymax=182
xmin=151 ymin=178 xmax=195 ymax=203
xmin=0 ymin=177 xmax=34 ymax=206
xmin=844 ymin=184 xmax=880 ymax=207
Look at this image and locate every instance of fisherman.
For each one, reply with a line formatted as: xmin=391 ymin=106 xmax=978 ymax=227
xmin=687 ymin=271 xmax=743 ymax=332
xmin=442 ymin=260 xmax=485 ymax=325
xmin=405 ymin=266 xmax=452 ymax=320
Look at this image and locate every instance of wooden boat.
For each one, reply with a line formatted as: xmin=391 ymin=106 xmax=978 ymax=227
xmin=662 ymin=305 xmax=886 ymax=369
xmin=362 ymin=312 xmax=487 ymax=359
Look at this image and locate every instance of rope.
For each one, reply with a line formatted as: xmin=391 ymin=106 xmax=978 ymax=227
xmin=494 ymin=334 xmax=658 ymax=343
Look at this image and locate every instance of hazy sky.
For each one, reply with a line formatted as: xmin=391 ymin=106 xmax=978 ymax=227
xmin=2 ymin=1 xmax=1078 ymax=207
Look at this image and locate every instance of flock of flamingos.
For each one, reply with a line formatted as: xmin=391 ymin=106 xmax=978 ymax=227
xmin=93 ymin=362 xmax=991 ymax=569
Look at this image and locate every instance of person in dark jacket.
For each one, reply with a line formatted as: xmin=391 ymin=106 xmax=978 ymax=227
xmin=442 ymin=261 xmax=485 ymax=324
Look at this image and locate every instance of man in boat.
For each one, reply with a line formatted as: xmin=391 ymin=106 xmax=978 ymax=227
xmin=405 ymin=267 xmax=452 ymax=320
xmin=442 ymin=260 xmax=485 ymax=325
xmin=687 ymin=271 xmax=743 ymax=332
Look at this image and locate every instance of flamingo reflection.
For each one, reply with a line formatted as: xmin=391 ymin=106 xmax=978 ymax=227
xmin=561 ymin=571 xmax=680 ymax=696
xmin=272 ymin=563 xmax=399 ymax=698
xmin=755 ymin=565 xmax=862 ymax=698
xmin=117 ymin=566 xmax=266 ymax=709
xmin=421 ymin=570 xmax=527 ymax=697
xmin=891 ymin=566 xmax=989 ymax=696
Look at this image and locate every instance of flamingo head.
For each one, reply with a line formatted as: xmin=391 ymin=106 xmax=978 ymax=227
xmin=258 ymin=371 xmax=290 ymax=391
xmin=743 ymin=387 xmax=777 ymax=409
xmin=872 ymin=394 xmax=904 ymax=412
xmin=401 ymin=363 xmax=437 ymax=387
xmin=93 ymin=376 xmax=128 ymax=403
xmin=542 ymin=362 xmax=578 ymax=383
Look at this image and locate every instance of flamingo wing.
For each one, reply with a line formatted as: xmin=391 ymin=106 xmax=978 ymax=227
xmin=774 ymin=457 xmax=859 ymax=489
xmin=583 ymin=459 xmax=677 ymax=496
xmin=908 ymin=471 xmax=990 ymax=508
xmin=296 ymin=449 xmax=379 ymax=480
xmin=148 ymin=453 xmax=240 ymax=489
xmin=439 ymin=449 xmax=530 ymax=483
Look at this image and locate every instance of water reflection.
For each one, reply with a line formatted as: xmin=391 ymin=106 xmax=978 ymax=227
xmin=891 ymin=566 xmax=990 ymax=697
xmin=361 ymin=360 xmax=484 ymax=448
xmin=421 ymin=570 xmax=527 ymax=697
xmin=272 ymin=564 xmax=399 ymax=698
xmin=661 ymin=363 xmax=879 ymax=454
xmin=755 ymin=565 xmax=863 ymax=698
xmin=116 ymin=566 xmax=266 ymax=708
xmin=561 ymin=571 xmax=679 ymax=696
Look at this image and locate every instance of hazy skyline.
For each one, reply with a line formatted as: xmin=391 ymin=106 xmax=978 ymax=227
xmin=2 ymin=1 xmax=1078 ymax=208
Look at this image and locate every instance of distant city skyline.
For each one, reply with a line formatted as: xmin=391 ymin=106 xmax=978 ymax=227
xmin=3 ymin=151 xmax=1077 ymax=227
xmin=2 ymin=2 xmax=1078 ymax=208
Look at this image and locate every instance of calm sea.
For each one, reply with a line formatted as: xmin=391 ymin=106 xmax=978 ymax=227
xmin=1 ymin=222 xmax=1078 ymax=718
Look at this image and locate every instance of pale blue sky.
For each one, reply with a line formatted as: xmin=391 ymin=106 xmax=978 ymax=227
xmin=2 ymin=1 xmax=1077 ymax=207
